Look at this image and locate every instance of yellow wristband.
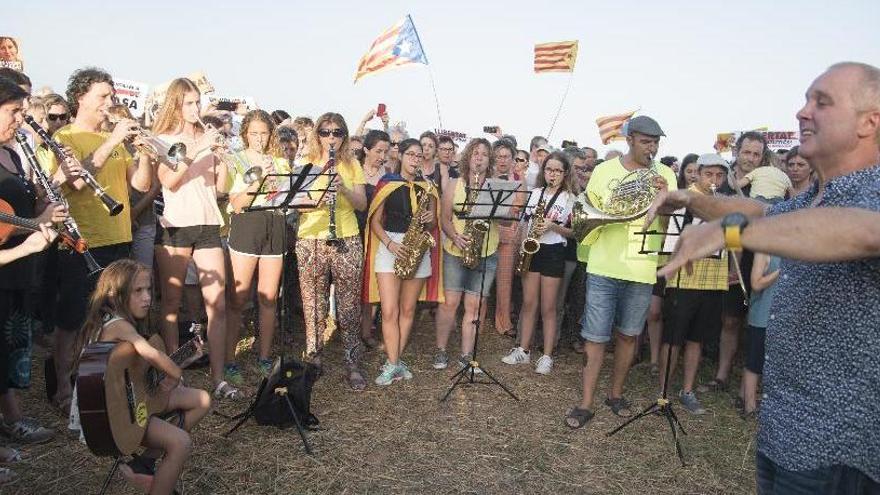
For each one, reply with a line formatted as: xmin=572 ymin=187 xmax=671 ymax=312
xmin=724 ymin=225 xmax=743 ymax=251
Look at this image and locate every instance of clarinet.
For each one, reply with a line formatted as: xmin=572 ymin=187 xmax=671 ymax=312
xmin=325 ymin=144 xmax=339 ymax=246
xmin=24 ymin=115 xmax=124 ymax=216
xmin=13 ymin=131 xmax=103 ymax=274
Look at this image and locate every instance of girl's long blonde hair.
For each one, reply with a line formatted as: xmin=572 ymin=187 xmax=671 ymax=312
xmin=151 ymin=78 xmax=201 ymax=135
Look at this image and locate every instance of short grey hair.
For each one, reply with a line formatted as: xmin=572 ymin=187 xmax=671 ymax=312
xmin=564 ymin=146 xmax=587 ymax=161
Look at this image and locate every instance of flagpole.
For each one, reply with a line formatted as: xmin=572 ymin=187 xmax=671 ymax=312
xmin=547 ymin=71 xmax=574 ymax=139
xmin=427 ymin=66 xmax=443 ymax=129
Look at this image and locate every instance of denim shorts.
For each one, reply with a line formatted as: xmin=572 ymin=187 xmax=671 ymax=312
xmin=443 ymin=250 xmax=498 ymax=297
xmin=580 ymin=273 xmax=653 ymax=343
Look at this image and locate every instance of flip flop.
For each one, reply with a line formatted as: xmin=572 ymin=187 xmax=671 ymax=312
xmin=604 ymin=396 xmax=634 ymax=418
xmin=564 ymin=407 xmax=595 ymax=429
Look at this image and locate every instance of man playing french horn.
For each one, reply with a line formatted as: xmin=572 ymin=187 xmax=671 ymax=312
xmin=565 ymin=116 xmax=678 ymax=429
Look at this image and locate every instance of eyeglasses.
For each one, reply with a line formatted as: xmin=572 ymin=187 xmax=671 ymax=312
xmin=47 ymin=113 xmax=69 ymax=122
xmin=544 ymin=168 xmax=565 ymax=175
xmin=403 ymin=151 xmax=424 ymax=159
xmin=515 ymin=158 xmax=527 ymax=163
xmin=438 ymin=147 xmax=454 ymax=152
xmin=318 ymin=128 xmax=345 ymax=138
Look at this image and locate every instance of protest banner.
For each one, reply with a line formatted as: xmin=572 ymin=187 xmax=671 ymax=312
xmin=113 ymin=78 xmax=150 ymax=118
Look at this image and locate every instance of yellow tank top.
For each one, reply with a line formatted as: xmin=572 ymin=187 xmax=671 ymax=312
xmin=443 ymin=178 xmax=500 ymax=257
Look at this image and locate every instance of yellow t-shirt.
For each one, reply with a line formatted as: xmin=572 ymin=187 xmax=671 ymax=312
xmin=42 ymin=124 xmax=132 ymax=248
xmin=665 ymin=186 xmax=729 ymax=290
xmin=584 ymin=157 xmax=678 ymax=284
xmin=442 ymin=178 xmax=500 ymax=258
xmin=746 ymin=166 xmax=792 ymax=200
xmin=297 ymin=157 xmax=365 ymax=240
xmin=227 ymin=151 xmax=291 ymax=211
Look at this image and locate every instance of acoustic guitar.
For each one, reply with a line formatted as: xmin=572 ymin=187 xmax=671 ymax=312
xmin=76 ymin=332 xmax=204 ymax=457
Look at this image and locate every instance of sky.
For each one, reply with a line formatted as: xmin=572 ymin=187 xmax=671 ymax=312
xmin=8 ymin=0 xmax=880 ymax=158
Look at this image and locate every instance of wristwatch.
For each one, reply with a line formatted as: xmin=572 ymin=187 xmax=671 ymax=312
xmin=721 ymin=213 xmax=749 ymax=250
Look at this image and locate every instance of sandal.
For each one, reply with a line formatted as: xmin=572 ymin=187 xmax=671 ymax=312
xmin=213 ymin=381 xmax=244 ymax=401
xmin=604 ymin=396 xmax=634 ymax=418
xmin=346 ymin=369 xmax=367 ymax=392
xmin=564 ymin=407 xmax=595 ymax=429
xmin=502 ymin=328 xmax=517 ymax=339
xmin=0 ymin=467 xmax=17 ymax=484
xmin=118 ymin=463 xmax=153 ymax=493
xmin=0 ymin=447 xmax=21 ymax=464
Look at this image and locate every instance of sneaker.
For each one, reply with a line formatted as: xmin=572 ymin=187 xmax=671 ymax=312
xmin=256 ymin=358 xmax=273 ymax=377
xmin=374 ymin=362 xmax=402 ymax=386
xmin=0 ymin=417 xmax=55 ymax=444
xmin=679 ymin=390 xmax=707 ymax=415
xmin=534 ymin=354 xmax=554 ymax=375
xmin=459 ymin=354 xmax=483 ymax=374
xmin=397 ymin=360 xmax=414 ymax=380
xmin=501 ymin=347 xmax=530 ymax=365
xmin=224 ymin=363 xmax=244 ymax=386
xmin=432 ymin=349 xmax=449 ymax=370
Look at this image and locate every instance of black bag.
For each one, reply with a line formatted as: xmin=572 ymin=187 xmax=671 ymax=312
xmin=253 ymin=356 xmax=320 ymax=428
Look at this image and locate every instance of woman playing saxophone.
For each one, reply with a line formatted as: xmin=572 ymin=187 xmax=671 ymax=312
xmin=363 ymin=139 xmax=442 ymax=386
xmin=433 ymin=138 xmax=499 ymax=371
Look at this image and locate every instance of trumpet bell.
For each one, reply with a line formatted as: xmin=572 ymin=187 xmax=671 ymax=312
xmin=243 ymin=166 xmax=263 ymax=185
xmin=167 ymin=142 xmax=187 ymax=165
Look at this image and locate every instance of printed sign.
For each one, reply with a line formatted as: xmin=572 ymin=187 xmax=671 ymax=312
xmin=435 ymin=128 xmax=468 ymax=143
xmin=113 ymin=79 xmax=149 ymax=118
xmin=715 ymin=130 xmax=798 ymax=153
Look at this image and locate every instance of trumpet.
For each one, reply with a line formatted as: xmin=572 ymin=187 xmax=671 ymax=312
xmin=24 ymin=115 xmax=124 ymax=216
xmin=103 ymin=112 xmax=187 ymax=170
xmin=196 ymin=116 xmax=247 ymax=174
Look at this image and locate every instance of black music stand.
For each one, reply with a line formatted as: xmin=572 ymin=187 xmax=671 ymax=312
xmin=218 ymin=165 xmax=331 ymax=454
xmin=441 ymin=179 xmax=529 ymax=402
xmin=605 ymin=212 xmax=710 ymax=466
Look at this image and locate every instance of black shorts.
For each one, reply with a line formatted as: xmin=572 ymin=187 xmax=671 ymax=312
xmin=228 ymin=210 xmax=286 ymax=257
xmin=661 ymin=288 xmax=723 ymax=346
xmin=745 ymin=325 xmax=767 ymax=374
xmin=53 ymin=242 xmax=130 ymax=332
xmin=527 ymin=242 xmax=565 ymax=278
xmin=155 ymin=224 xmax=222 ymax=249
xmin=652 ymin=277 xmax=666 ymax=297
xmin=722 ymin=286 xmax=749 ymax=318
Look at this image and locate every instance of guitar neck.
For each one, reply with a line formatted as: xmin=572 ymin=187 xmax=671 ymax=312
xmin=152 ymin=336 xmax=200 ymax=382
xmin=0 ymin=212 xmax=41 ymax=233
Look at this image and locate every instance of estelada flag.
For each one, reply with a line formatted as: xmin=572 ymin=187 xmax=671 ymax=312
xmin=354 ymin=15 xmax=429 ymax=83
xmin=534 ymin=41 xmax=578 ymax=73
xmin=596 ymin=110 xmax=637 ymax=145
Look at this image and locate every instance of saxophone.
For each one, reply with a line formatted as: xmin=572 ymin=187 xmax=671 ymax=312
xmin=515 ymin=196 xmax=545 ymax=275
xmin=393 ymin=172 xmax=436 ymax=279
xmin=460 ymin=173 xmax=490 ymax=270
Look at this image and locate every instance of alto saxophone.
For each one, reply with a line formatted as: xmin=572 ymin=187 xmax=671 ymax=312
xmin=460 ymin=173 xmax=490 ymax=270
xmin=515 ymin=196 xmax=545 ymax=275
xmin=393 ymin=172 xmax=436 ymax=279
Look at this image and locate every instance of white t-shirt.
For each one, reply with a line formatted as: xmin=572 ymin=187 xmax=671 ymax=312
xmin=523 ymin=187 xmax=573 ymax=245
xmin=524 ymin=161 xmax=541 ymax=190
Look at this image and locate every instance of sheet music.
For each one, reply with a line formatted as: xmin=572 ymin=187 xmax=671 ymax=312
xmin=662 ymin=209 xmax=723 ymax=258
xmin=464 ymin=178 xmax=523 ymax=219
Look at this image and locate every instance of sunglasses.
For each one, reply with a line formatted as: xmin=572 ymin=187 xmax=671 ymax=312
xmin=438 ymin=147 xmax=454 ymax=152
xmin=515 ymin=158 xmax=527 ymax=163
xmin=48 ymin=113 xmax=69 ymax=122
xmin=391 ymin=141 xmax=400 ymax=147
xmin=318 ymin=129 xmax=345 ymax=138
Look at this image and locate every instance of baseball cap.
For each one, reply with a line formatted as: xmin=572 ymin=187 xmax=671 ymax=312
xmin=624 ymin=115 xmax=665 ymax=137
xmin=696 ymin=153 xmax=730 ymax=170
xmin=537 ymin=143 xmax=554 ymax=153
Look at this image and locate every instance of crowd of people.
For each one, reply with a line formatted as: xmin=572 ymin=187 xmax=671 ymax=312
xmin=0 ymin=59 xmax=877 ymax=494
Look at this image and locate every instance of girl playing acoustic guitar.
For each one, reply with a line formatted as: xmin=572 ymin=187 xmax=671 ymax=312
xmin=69 ymin=259 xmax=210 ymax=494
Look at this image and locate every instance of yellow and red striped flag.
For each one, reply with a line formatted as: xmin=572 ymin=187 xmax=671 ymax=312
xmin=596 ymin=110 xmax=637 ymax=145
xmin=354 ymin=15 xmax=429 ymax=83
xmin=534 ymin=41 xmax=579 ymax=73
